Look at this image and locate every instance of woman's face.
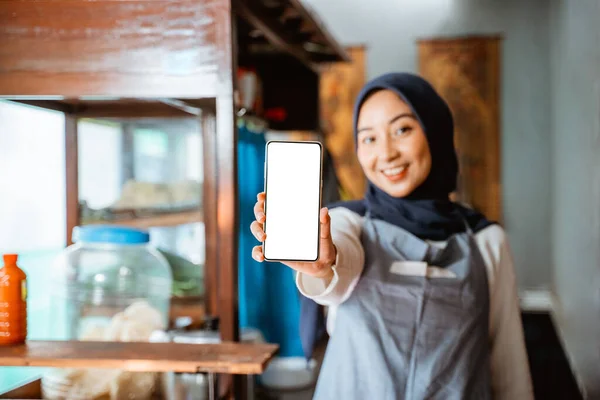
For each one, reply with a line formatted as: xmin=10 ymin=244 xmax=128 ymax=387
xmin=357 ymin=90 xmax=432 ymax=198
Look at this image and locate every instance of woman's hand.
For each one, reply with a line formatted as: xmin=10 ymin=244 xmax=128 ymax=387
xmin=250 ymin=192 xmax=337 ymax=279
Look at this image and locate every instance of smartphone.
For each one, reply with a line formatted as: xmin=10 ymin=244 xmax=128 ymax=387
xmin=263 ymin=140 xmax=323 ymax=262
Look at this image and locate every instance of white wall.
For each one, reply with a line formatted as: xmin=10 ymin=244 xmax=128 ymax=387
xmin=550 ymin=1 xmax=600 ymax=393
xmin=550 ymin=0 xmax=600 ymax=399
xmin=550 ymin=0 xmax=600 ymax=313
xmin=304 ymin=0 xmax=553 ymax=288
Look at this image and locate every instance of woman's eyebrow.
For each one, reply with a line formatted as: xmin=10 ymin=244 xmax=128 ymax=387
xmin=357 ymin=113 xmax=416 ymax=133
xmin=389 ymin=113 xmax=416 ymax=124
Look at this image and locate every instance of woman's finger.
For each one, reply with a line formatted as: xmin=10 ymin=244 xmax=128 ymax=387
xmin=317 ymin=207 xmax=336 ymax=269
xmin=250 ymin=221 xmax=266 ymax=242
xmin=320 ymin=207 xmax=331 ymax=239
xmin=252 ymin=245 xmax=264 ymax=262
xmin=253 ymin=197 xmax=265 ymax=223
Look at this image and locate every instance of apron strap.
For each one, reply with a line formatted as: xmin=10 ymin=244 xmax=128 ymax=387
xmin=462 ymin=218 xmax=473 ymax=235
xmin=454 ymin=206 xmax=474 ymax=235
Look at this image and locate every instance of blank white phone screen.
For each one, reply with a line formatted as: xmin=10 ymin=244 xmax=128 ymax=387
xmin=263 ymin=141 xmax=322 ymax=261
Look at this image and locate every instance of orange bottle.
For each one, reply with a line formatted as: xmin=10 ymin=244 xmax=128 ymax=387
xmin=0 ymin=254 xmax=27 ymax=345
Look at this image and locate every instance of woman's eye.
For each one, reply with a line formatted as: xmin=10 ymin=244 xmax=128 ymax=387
xmin=362 ymin=136 xmax=375 ymax=144
xmin=395 ymin=126 xmax=412 ymax=136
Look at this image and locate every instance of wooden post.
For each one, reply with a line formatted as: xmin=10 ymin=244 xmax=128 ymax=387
xmin=202 ymin=109 xmax=219 ymax=318
xmin=215 ymin=1 xmax=241 ymax=398
xmin=215 ymin=94 xmax=242 ymax=400
xmin=65 ymin=114 xmax=78 ymax=245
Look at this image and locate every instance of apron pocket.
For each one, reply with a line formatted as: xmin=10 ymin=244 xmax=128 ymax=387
xmin=421 ymin=284 xmax=471 ymax=330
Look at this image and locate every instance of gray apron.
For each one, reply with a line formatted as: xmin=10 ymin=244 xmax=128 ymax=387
xmin=313 ymin=216 xmax=492 ymax=400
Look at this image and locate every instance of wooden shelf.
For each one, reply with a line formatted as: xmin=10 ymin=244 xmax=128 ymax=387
xmin=0 ymin=341 xmax=278 ymax=375
xmin=11 ymin=98 xmax=216 ymax=118
xmin=81 ymin=210 xmax=204 ymax=229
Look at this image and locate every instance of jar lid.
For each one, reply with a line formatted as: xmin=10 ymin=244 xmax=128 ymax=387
xmin=72 ymin=225 xmax=150 ymax=245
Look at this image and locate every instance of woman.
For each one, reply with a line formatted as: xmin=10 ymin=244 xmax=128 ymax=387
xmin=250 ymin=73 xmax=534 ymax=399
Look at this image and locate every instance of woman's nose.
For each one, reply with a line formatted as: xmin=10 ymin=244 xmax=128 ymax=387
xmin=379 ymin=136 xmax=399 ymax=161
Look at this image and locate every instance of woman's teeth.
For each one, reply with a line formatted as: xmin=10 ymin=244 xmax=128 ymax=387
xmin=382 ymin=166 xmax=407 ymax=176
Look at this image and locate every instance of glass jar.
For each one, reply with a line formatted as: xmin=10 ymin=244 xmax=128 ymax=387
xmin=48 ymin=226 xmax=172 ymax=342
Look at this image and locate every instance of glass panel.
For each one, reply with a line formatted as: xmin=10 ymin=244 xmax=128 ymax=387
xmin=78 ymin=119 xmax=123 ymax=210
xmin=0 ymin=101 xmax=66 ymax=392
xmin=77 ymin=117 xmax=205 ymax=320
xmin=79 ymin=119 xmax=203 ymax=217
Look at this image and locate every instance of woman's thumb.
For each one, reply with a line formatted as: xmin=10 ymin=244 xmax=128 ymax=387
xmin=320 ymin=207 xmax=331 ymax=240
xmin=319 ymin=207 xmax=336 ymax=265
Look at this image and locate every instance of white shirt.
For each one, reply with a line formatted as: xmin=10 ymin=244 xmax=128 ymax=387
xmin=296 ymin=207 xmax=534 ymax=400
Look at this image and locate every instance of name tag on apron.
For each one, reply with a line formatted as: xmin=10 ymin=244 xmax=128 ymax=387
xmin=389 ymin=261 xmax=457 ymax=279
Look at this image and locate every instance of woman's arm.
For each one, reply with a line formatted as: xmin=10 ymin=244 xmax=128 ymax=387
xmin=478 ymin=226 xmax=534 ymax=400
xmin=296 ymin=207 xmax=365 ymax=307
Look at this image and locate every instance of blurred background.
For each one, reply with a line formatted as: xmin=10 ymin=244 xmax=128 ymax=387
xmin=0 ymin=0 xmax=598 ymax=399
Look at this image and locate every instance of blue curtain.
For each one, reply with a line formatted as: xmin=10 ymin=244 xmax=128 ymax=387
xmin=237 ymin=124 xmax=303 ymax=357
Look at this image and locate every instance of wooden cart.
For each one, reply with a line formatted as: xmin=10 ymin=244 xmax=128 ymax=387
xmin=0 ymin=0 xmax=348 ymax=398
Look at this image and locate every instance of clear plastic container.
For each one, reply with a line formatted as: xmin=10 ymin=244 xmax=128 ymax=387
xmin=48 ymin=226 xmax=172 ymax=342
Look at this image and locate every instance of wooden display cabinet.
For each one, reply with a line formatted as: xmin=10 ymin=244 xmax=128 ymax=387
xmin=0 ymin=0 xmax=348 ymax=398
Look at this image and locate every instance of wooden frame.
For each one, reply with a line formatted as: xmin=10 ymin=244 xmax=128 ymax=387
xmin=0 ymin=1 xmax=347 ymax=398
xmin=418 ymin=35 xmax=502 ymax=222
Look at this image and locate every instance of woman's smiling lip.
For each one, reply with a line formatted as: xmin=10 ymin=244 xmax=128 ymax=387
xmin=380 ymin=164 xmax=409 ymax=182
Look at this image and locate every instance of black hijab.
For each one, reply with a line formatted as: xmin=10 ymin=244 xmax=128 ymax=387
xmin=299 ymin=73 xmax=495 ymax=360
xmin=331 ymin=72 xmax=494 ymax=239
